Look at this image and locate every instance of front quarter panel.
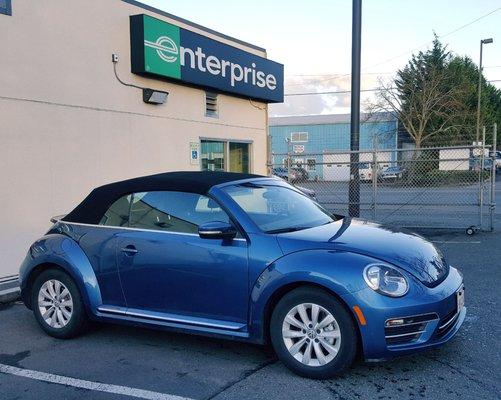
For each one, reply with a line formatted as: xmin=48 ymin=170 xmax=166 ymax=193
xmin=19 ymin=233 xmax=102 ymax=312
xmin=248 ymin=249 xmax=379 ymax=342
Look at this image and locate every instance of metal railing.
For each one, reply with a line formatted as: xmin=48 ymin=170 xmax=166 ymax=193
xmin=269 ymin=124 xmax=498 ymax=232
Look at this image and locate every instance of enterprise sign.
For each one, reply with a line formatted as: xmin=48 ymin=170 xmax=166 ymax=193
xmin=130 ymin=14 xmax=284 ymax=103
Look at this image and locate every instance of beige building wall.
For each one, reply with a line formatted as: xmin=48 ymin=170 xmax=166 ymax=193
xmin=0 ymin=0 xmax=269 ymax=277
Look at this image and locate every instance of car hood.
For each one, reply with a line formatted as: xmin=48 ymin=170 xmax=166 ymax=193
xmin=276 ymin=218 xmax=449 ymax=287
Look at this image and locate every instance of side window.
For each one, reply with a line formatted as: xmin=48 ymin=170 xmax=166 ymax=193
xmin=0 ymin=0 xmax=12 ymax=15
xmin=100 ymin=195 xmax=132 ymax=227
xmin=129 ymin=191 xmax=232 ymax=234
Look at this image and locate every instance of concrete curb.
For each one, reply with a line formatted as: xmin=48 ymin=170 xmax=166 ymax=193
xmin=0 ymin=276 xmax=21 ymax=304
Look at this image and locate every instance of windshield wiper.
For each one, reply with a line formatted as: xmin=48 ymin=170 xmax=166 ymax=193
xmin=266 ymin=226 xmax=311 ymax=234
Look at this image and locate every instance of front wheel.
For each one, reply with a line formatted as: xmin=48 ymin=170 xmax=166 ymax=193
xmin=270 ymin=287 xmax=358 ymax=379
xmin=31 ymin=269 xmax=88 ymax=339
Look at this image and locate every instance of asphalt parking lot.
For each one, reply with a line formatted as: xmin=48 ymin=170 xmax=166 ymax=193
xmin=299 ymin=174 xmax=501 ymax=230
xmin=1 ymin=231 xmax=500 ymax=400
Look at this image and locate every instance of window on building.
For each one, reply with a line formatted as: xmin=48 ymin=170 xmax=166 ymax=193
xmin=205 ymin=92 xmax=218 ymax=117
xmin=129 ymin=191 xmax=231 ymax=234
xmin=0 ymin=0 xmax=12 ymax=15
xmin=201 ymin=140 xmax=226 ymax=171
xmin=99 ymin=195 xmax=132 ymax=227
xmin=201 ymin=139 xmax=251 ymax=173
xmin=290 ymin=132 xmax=308 ymax=142
xmin=306 ymin=159 xmax=316 ymax=171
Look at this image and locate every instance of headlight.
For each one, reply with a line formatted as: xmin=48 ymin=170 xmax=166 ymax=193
xmin=363 ymin=263 xmax=409 ymax=297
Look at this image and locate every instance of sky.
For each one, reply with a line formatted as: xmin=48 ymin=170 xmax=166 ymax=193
xmin=141 ymin=0 xmax=501 ymax=116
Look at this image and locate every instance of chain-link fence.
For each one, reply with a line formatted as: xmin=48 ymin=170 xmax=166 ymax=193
xmin=269 ymin=125 xmax=498 ymax=232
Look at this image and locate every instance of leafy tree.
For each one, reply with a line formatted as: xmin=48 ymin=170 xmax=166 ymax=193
xmin=370 ymin=35 xmax=501 ymax=148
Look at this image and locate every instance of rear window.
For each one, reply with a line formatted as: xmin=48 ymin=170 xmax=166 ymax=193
xmin=100 ymin=195 xmax=131 ymax=227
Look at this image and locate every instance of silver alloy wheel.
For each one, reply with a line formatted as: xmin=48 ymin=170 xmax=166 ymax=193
xmin=282 ymin=303 xmax=341 ymax=367
xmin=38 ymin=279 xmax=73 ymax=329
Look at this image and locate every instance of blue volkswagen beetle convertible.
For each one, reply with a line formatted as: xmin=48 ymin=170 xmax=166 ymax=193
xmin=19 ymin=172 xmax=465 ymax=378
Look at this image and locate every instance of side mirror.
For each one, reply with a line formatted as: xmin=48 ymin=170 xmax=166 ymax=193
xmin=199 ymin=221 xmax=237 ymax=240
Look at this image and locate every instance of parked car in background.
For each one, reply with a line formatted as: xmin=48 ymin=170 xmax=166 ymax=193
xmin=359 ymin=162 xmax=373 ymax=181
xmin=19 ymin=172 xmax=465 ymax=379
xmin=379 ymin=166 xmax=405 ymax=180
xmin=291 ymin=166 xmax=309 ymax=182
xmin=469 ymin=157 xmax=493 ymax=171
xmin=272 ymin=166 xmax=309 ymax=183
xmin=489 ymin=151 xmax=501 ymax=170
xmin=272 ymin=167 xmax=293 ymax=181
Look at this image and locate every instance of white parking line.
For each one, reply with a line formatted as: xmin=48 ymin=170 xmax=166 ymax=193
xmin=0 ymin=363 xmax=193 ymax=400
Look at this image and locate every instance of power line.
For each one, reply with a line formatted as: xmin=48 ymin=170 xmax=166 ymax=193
xmin=285 ymin=71 xmax=393 ymax=78
xmin=284 ymin=80 xmax=501 ymax=97
xmin=363 ymin=6 xmax=501 ymax=71
xmin=284 ymin=88 xmax=381 ymax=97
xmin=287 ymin=6 xmax=501 ymax=88
xmin=285 ymin=65 xmax=501 ymax=78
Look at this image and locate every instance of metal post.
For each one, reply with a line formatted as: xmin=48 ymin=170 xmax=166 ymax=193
xmin=476 ymin=41 xmax=484 ymax=143
xmin=490 ymin=123 xmax=497 ymax=231
xmin=372 ymin=135 xmax=378 ymax=221
xmin=286 ymin=138 xmax=292 ymax=182
xmin=479 ymin=126 xmax=486 ymax=230
xmin=476 ymin=38 xmax=493 ymax=142
xmin=349 ymin=0 xmax=362 ymax=217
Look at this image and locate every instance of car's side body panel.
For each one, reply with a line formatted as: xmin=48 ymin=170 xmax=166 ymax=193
xmin=74 ymin=224 xmax=126 ymax=307
xmin=115 ymin=229 xmax=250 ymax=324
xmin=19 ymin=233 xmax=103 ymax=311
xmin=248 ymin=249 xmax=378 ymax=342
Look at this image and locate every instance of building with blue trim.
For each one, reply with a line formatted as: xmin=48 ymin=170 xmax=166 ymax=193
xmin=269 ymin=113 xmax=399 ymax=180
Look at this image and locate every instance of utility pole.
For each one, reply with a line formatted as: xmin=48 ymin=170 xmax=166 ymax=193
xmin=476 ymin=38 xmax=493 ymax=143
xmin=349 ymin=0 xmax=362 ymax=217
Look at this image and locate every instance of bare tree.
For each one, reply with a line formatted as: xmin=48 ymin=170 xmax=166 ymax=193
xmin=368 ymin=66 xmax=469 ymax=149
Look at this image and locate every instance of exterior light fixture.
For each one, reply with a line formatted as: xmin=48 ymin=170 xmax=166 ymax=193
xmin=142 ymin=88 xmax=169 ymax=105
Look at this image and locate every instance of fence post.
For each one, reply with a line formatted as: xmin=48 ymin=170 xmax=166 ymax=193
xmin=490 ymin=123 xmax=497 ymax=232
xmin=478 ymin=126 xmax=486 ymax=230
xmin=372 ymin=136 xmax=378 ymax=221
xmin=286 ymin=138 xmax=292 ymax=182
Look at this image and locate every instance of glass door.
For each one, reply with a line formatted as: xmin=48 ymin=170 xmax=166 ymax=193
xmin=229 ymin=142 xmax=250 ymax=173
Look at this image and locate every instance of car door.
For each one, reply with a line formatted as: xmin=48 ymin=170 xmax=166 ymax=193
xmin=116 ymin=191 xmax=249 ymax=326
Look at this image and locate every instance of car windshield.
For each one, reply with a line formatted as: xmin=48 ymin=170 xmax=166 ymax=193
xmin=222 ymin=183 xmax=334 ymax=233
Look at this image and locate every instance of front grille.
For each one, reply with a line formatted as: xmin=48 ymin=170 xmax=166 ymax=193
xmin=436 ymin=306 xmax=459 ymax=338
xmin=385 ymin=313 xmax=438 ymax=346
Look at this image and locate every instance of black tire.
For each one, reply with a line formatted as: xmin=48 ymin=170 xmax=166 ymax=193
xmin=466 ymin=226 xmax=476 ymax=236
xmin=270 ymin=287 xmax=358 ymax=379
xmin=31 ymin=269 xmax=88 ymax=339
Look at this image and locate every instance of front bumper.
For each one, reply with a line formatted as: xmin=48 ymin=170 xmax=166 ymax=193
xmin=341 ymin=266 xmax=465 ymax=361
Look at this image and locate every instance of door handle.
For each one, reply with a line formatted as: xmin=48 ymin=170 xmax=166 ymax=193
xmin=121 ymin=245 xmax=138 ymax=255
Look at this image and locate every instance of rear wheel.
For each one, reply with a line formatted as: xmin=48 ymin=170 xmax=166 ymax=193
xmin=270 ymin=287 xmax=358 ymax=379
xmin=31 ymin=269 xmax=88 ymax=339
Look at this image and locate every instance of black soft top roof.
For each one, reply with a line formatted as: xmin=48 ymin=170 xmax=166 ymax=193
xmin=63 ymin=171 xmax=265 ymax=224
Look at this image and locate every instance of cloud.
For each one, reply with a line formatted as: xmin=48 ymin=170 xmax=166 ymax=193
xmin=270 ymin=74 xmax=381 ymax=116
